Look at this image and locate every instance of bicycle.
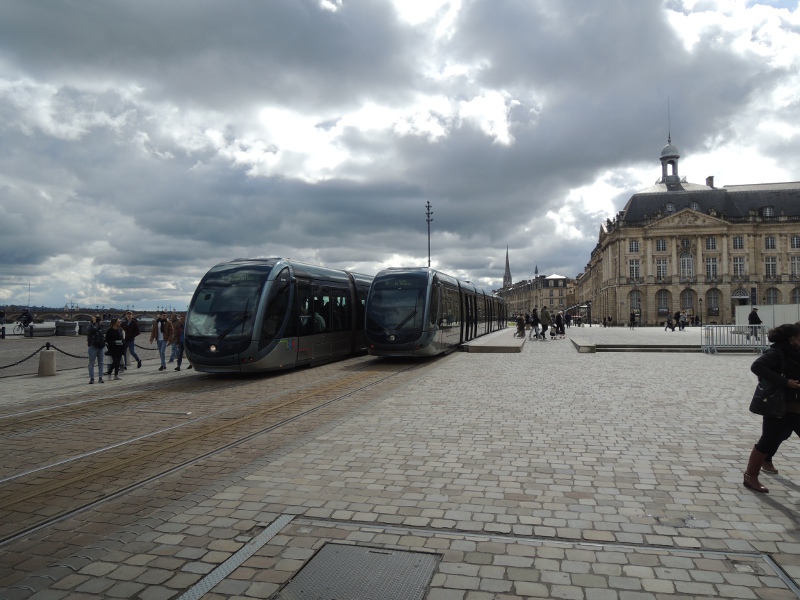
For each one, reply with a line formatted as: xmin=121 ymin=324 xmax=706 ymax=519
xmin=12 ymin=321 xmax=26 ymax=335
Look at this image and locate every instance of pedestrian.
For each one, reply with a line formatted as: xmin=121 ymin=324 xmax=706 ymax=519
xmin=86 ymin=316 xmax=105 ymax=384
xmin=173 ymin=314 xmax=186 ymax=371
xmin=105 ymin=318 xmax=126 ymax=380
xmin=0 ymin=307 xmax=5 ymax=325
xmin=679 ymin=311 xmax=687 ymax=330
xmin=742 ymin=324 xmax=800 ymax=493
xmin=555 ymin=311 xmax=565 ymax=337
xmin=120 ymin=310 xmax=142 ymax=370
xmin=747 ymin=307 xmax=762 ymax=341
xmin=629 ymin=310 xmax=636 ymax=330
xmin=150 ymin=311 xmax=174 ymax=371
xmin=607 ymin=315 xmax=612 ymax=327
xmin=20 ymin=307 xmax=33 ymax=328
xmin=540 ymin=306 xmax=551 ymax=341
xmin=168 ymin=313 xmax=181 ymax=363
xmin=565 ymin=313 xmax=572 ymax=328
xmin=529 ymin=308 xmax=540 ymax=340
xmin=515 ymin=314 xmax=525 ymax=337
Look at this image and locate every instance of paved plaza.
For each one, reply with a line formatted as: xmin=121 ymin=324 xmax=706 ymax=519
xmin=2 ymin=326 xmax=800 ymax=599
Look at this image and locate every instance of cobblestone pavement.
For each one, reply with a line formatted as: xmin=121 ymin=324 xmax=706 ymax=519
xmin=2 ymin=327 xmax=800 ymax=599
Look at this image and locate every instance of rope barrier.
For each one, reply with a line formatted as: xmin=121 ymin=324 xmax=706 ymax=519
xmin=0 ymin=344 xmax=49 ymax=370
xmin=1 ymin=339 xmax=164 ymax=371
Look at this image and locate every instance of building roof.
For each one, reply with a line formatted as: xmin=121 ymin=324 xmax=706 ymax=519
xmin=618 ymin=143 xmax=800 ymax=224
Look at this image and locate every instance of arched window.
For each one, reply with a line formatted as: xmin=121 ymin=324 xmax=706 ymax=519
xmin=680 ymin=289 xmax=695 ymax=311
xmin=706 ymin=289 xmax=720 ymax=309
xmin=706 ymin=289 xmax=720 ymax=316
xmin=765 ymin=288 xmax=780 ymax=305
xmin=629 ymin=290 xmax=642 ymax=312
xmin=680 ymin=253 xmax=694 ymax=277
xmin=792 ymin=288 xmax=800 ymax=304
xmin=656 ymin=289 xmax=671 ymax=314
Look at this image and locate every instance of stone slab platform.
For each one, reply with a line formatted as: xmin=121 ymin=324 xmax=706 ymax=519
xmin=461 ymin=328 xmax=525 ymax=353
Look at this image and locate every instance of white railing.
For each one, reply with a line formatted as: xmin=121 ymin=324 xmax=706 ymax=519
xmin=701 ymin=325 xmax=769 ymax=354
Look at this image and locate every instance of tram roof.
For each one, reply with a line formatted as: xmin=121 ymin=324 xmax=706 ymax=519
xmin=214 ymin=258 xmax=372 ymax=283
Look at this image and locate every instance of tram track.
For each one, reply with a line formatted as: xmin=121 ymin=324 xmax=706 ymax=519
xmin=0 ymin=375 xmax=248 ymax=438
xmin=0 ymin=357 xmax=438 ymax=548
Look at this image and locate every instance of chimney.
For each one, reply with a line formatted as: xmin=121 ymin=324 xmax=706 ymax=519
xmin=706 ymin=176 xmax=715 ymax=188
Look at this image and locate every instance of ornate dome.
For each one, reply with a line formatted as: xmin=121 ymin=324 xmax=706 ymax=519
xmin=660 ymin=143 xmax=680 ymax=158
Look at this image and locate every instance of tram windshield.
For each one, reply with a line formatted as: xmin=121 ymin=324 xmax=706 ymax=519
xmin=366 ymin=273 xmax=427 ymax=333
xmin=186 ymin=265 xmax=270 ymax=338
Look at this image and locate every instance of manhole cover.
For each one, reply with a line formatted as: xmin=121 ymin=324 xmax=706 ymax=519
xmin=270 ymin=543 xmax=441 ymax=600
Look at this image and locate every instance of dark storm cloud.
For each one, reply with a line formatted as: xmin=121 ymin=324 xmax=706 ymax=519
xmin=0 ymin=0 xmax=420 ymax=112
xmin=0 ymin=0 xmax=797 ymax=308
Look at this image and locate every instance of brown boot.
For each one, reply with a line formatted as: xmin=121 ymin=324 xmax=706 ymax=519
xmin=762 ymin=460 xmax=779 ymax=475
xmin=743 ymin=446 xmax=769 ymax=493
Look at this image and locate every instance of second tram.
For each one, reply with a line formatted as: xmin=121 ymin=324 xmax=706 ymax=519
xmin=185 ymin=258 xmax=373 ymax=373
xmin=364 ymin=267 xmax=506 ymax=357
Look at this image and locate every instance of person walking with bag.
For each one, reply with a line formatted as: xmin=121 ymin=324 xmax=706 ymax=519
xmin=529 ymin=308 xmax=540 ymax=340
xmin=105 ymin=318 xmax=126 ymax=380
xmin=743 ymin=324 xmax=800 ymax=493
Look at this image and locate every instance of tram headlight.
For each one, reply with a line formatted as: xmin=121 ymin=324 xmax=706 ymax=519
xmin=209 ymin=344 xmax=218 ymax=353
xmin=389 ymin=335 xmax=395 ymax=341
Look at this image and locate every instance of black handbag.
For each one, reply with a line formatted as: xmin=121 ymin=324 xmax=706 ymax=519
xmin=749 ymin=352 xmax=786 ymax=418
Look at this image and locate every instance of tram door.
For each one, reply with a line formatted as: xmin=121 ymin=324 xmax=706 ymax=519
xmin=312 ymin=286 xmax=333 ymax=362
xmin=295 ymin=281 xmax=313 ymax=365
xmin=462 ymin=292 xmax=473 ymax=342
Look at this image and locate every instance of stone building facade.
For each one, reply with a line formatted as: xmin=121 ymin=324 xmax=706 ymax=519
xmin=576 ymin=141 xmax=800 ymax=325
xmin=498 ymin=273 xmax=575 ymax=318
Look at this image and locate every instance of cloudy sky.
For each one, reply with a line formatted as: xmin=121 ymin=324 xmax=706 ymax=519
xmin=1 ymin=0 xmax=799 ymax=312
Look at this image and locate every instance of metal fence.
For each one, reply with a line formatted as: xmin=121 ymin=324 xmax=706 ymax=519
xmin=701 ymin=325 xmax=769 ymax=354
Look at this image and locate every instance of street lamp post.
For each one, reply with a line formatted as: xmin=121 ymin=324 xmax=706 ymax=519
xmin=587 ymin=300 xmax=593 ymax=327
xmin=698 ymin=298 xmax=702 ymax=326
xmin=425 ymin=201 xmax=433 ymax=268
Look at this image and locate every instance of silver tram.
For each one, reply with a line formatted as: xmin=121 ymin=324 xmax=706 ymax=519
xmin=364 ymin=267 xmax=506 ymax=357
xmin=185 ymin=258 xmax=373 ymax=373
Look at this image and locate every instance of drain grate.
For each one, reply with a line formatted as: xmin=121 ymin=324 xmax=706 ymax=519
xmin=271 ymin=543 xmax=440 ymax=600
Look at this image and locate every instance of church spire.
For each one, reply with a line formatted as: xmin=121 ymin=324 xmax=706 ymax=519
xmin=503 ymin=246 xmax=512 ymax=289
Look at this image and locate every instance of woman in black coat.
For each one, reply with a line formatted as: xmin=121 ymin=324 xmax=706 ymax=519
xmin=744 ymin=323 xmax=800 ymax=493
xmin=105 ymin=318 xmax=126 ymax=380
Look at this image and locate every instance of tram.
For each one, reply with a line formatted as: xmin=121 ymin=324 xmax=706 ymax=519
xmin=185 ymin=258 xmax=373 ymax=373
xmin=364 ymin=267 xmax=506 ymax=357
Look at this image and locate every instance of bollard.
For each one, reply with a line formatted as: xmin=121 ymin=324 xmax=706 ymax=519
xmin=0 ymin=325 xmax=4 ymax=339
xmin=38 ymin=345 xmax=57 ymax=376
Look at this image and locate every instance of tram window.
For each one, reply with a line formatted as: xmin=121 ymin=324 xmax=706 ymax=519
xmin=429 ymin=285 xmax=440 ymax=326
xmin=314 ymin=291 xmax=331 ymax=333
xmin=297 ymin=285 xmax=313 ymax=336
xmin=330 ymin=290 xmax=350 ymax=332
xmin=357 ymin=291 xmax=367 ymax=331
xmin=262 ymin=273 xmax=290 ymax=342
